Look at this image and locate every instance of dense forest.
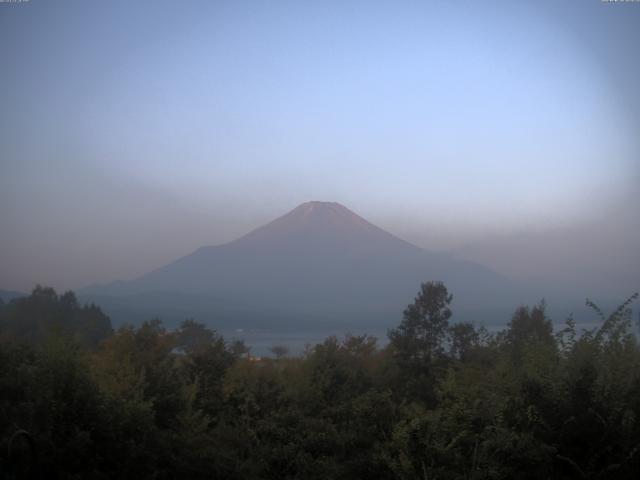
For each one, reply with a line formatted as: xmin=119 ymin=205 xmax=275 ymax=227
xmin=1 ymin=284 xmax=639 ymax=479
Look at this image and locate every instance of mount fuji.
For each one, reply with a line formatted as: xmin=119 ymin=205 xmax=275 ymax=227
xmin=80 ymin=202 xmax=514 ymax=328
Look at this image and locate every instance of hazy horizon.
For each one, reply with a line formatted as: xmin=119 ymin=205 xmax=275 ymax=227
xmin=1 ymin=0 xmax=639 ymax=296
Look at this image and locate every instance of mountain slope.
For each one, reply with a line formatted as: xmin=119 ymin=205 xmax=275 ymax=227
xmin=81 ymin=202 xmax=512 ymax=327
xmin=0 ymin=289 xmax=27 ymax=303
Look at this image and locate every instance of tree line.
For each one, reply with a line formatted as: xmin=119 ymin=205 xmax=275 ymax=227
xmin=1 ymin=283 xmax=639 ymax=479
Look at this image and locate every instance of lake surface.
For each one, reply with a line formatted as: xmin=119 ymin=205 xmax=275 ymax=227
xmin=221 ymin=320 xmax=612 ymax=357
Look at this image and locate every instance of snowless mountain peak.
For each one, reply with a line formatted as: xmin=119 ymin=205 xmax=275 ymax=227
xmin=230 ymin=200 xmax=413 ymax=252
xmin=79 ymin=200 xmax=509 ymax=327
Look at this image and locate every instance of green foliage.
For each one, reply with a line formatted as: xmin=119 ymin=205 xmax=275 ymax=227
xmin=388 ymin=281 xmax=453 ymax=404
xmin=389 ymin=282 xmax=453 ymax=363
xmin=502 ymin=301 xmax=554 ymax=349
xmin=1 ymin=285 xmax=639 ymax=478
xmin=0 ymin=286 xmax=112 ymax=348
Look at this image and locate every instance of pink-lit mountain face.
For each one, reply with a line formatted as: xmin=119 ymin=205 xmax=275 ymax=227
xmin=231 ymin=201 xmax=423 ymax=257
xmin=82 ymin=202 xmax=510 ymax=327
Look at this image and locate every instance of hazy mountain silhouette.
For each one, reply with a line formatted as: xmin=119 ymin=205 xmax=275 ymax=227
xmin=81 ymin=202 xmax=514 ymax=328
xmin=0 ymin=289 xmax=26 ymax=303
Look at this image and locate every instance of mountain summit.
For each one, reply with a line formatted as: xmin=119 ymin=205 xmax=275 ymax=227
xmin=246 ymin=201 xmax=397 ymax=239
xmin=81 ymin=202 xmax=510 ymax=327
xmin=230 ymin=201 xmax=421 ymax=257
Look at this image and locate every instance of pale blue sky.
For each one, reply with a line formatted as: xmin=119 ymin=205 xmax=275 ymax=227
xmin=1 ymin=0 xmax=639 ymax=291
